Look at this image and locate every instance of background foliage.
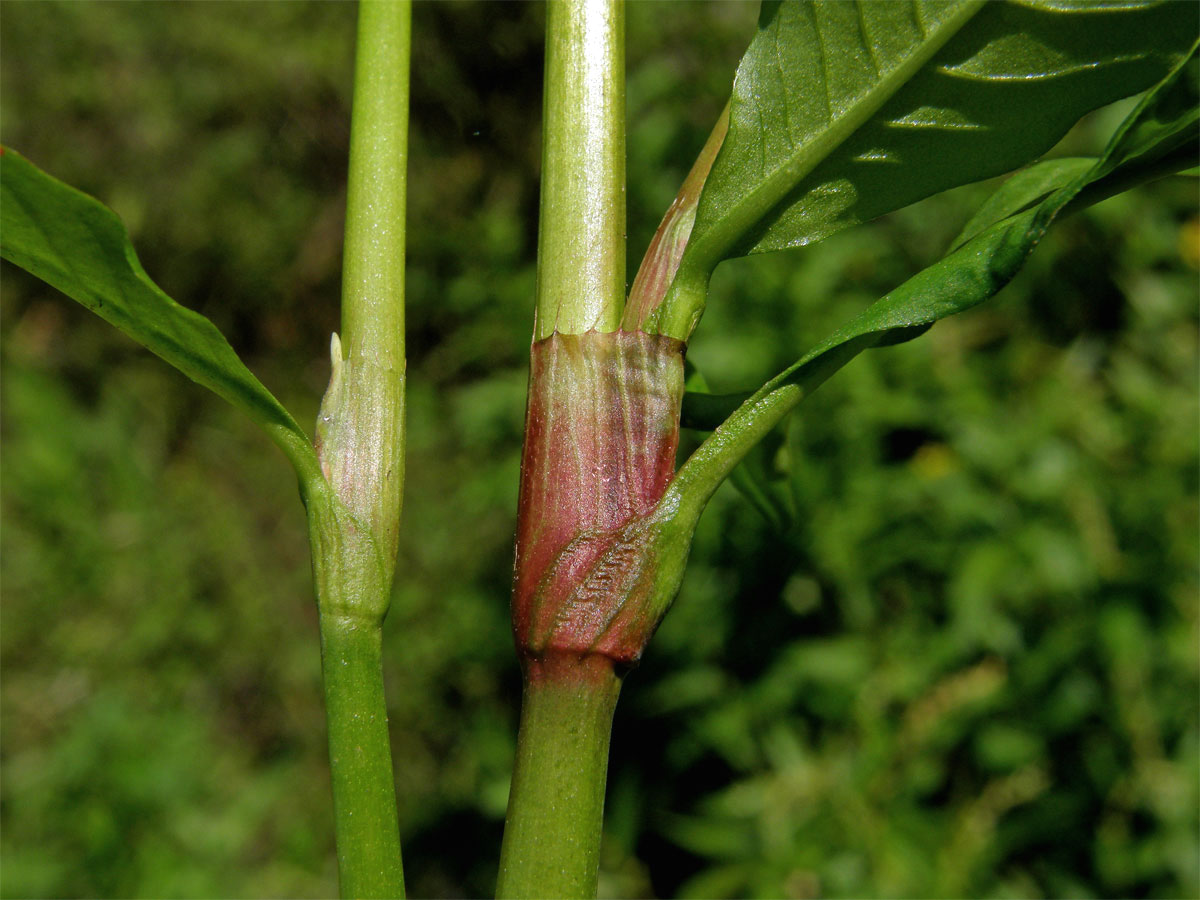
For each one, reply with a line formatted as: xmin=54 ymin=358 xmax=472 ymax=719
xmin=2 ymin=3 xmax=1196 ymax=898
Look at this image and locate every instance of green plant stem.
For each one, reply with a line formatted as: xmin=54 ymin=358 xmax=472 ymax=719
xmin=343 ymin=0 xmax=410 ymax=362
xmin=498 ymin=3 xmax=628 ymax=894
xmin=534 ymin=0 xmax=625 ymax=338
xmin=316 ymin=1 xmax=411 ymax=897
xmin=497 ymin=656 xmax=623 ymax=899
xmin=335 ymin=0 xmax=411 ymax=561
xmin=320 ymin=615 xmax=406 ymax=899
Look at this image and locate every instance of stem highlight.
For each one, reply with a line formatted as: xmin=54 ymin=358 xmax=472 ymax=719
xmin=534 ymin=0 xmax=626 ymax=338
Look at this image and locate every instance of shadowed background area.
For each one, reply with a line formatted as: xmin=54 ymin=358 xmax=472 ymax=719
xmin=2 ymin=3 xmax=1196 ymax=897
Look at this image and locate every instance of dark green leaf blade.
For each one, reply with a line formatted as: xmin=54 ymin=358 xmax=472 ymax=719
xmin=670 ymin=203 xmax=1045 ymax=509
xmin=0 ymin=148 xmax=321 ymax=484
xmin=667 ymin=39 xmax=1199 ymax=510
xmin=678 ymin=0 xmax=1195 ymax=283
xmin=958 ymin=40 xmax=1199 ymax=247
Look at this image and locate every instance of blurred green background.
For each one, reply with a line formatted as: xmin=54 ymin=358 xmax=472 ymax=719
xmin=2 ymin=3 xmax=1196 ymax=898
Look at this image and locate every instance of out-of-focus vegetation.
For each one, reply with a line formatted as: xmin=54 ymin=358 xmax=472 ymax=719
xmin=1 ymin=3 xmax=1195 ymax=898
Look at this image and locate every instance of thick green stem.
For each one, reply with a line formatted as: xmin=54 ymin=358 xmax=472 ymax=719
xmin=320 ymin=615 xmax=406 ymax=899
xmin=499 ymin=2 xmax=629 ymax=895
xmin=497 ymin=656 xmax=623 ymax=899
xmin=534 ymin=0 xmax=625 ymax=338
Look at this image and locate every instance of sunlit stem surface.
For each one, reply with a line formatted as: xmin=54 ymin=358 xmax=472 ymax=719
xmin=533 ymin=0 xmax=626 ymax=338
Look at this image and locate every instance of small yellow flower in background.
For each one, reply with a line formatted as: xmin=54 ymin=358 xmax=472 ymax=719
xmin=1179 ymin=217 xmax=1200 ymax=268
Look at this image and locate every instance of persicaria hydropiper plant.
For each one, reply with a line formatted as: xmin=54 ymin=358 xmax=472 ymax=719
xmin=1 ymin=0 xmax=1196 ymax=897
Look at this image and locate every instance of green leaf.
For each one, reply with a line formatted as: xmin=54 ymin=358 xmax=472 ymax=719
xmin=683 ymin=356 xmax=793 ymax=529
xmin=665 ymin=39 xmax=1199 ymax=512
xmin=728 ymin=449 xmax=794 ymax=533
xmin=958 ymin=46 xmax=1199 ymax=246
xmin=1090 ymin=48 xmax=1199 ymax=178
xmin=656 ymin=0 xmax=1196 ymax=337
xmin=950 ymin=156 xmax=1095 ymax=250
xmin=1066 ymin=46 xmax=1200 ymax=211
xmin=0 ymin=148 xmax=322 ymax=486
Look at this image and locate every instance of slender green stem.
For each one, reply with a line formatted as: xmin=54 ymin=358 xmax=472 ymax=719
xmin=320 ymin=615 xmax=406 ymax=899
xmin=314 ymin=1 xmax=411 ymax=897
xmin=336 ymin=0 xmax=411 ymax=563
xmin=343 ymin=0 xmax=410 ymax=362
xmin=497 ymin=656 xmax=623 ymax=899
xmin=534 ymin=0 xmax=626 ymax=338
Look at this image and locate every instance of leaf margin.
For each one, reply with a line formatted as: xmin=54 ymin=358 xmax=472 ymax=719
xmin=0 ymin=147 xmax=323 ymax=489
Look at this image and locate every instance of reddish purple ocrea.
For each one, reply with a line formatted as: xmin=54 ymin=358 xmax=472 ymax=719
xmin=512 ymin=330 xmax=685 ymax=666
